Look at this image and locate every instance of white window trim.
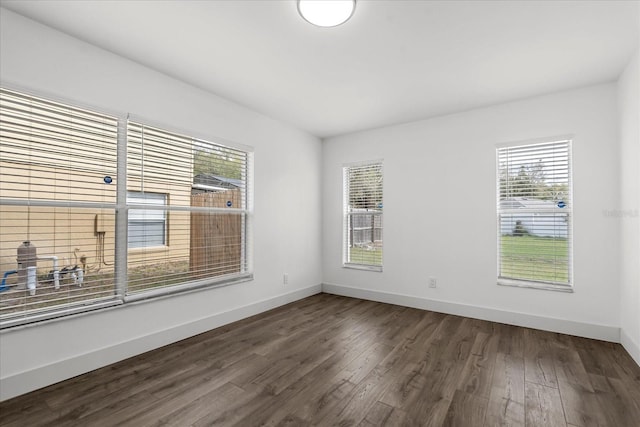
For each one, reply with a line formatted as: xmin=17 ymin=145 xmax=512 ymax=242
xmin=495 ymin=136 xmax=574 ymax=292
xmin=123 ymin=118 xmax=254 ymax=299
xmin=343 ymin=160 xmax=384 ymax=272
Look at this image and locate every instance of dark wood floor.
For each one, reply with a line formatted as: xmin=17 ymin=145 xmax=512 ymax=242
xmin=1 ymin=294 xmax=639 ymax=427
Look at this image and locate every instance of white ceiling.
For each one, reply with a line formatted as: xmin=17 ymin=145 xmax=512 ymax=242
xmin=1 ymin=0 xmax=638 ymax=138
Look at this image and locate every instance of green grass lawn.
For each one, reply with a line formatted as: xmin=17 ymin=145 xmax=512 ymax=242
xmin=500 ymin=235 xmax=569 ymax=283
xmin=348 ymin=246 xmax=383 ymax=266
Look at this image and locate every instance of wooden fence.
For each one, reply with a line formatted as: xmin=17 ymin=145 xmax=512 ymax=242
xmin=190 ymin=189 xmax=242 ymax=279
xmin=349 ymin=210 xmax=383 ymax=247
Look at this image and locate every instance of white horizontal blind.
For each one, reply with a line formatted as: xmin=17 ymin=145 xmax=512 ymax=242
xmin=126 ymin=121 xmax=251 ymax=296
xmin=0 ymin=88 xmax=119 ymax=325
xmin=497 ymin=139 xmax=572 ymax=286
xmin=343 ymin=162 xmax=383 ymax=268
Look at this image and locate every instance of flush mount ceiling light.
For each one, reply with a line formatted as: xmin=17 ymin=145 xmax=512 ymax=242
xmin=298 ymin=0 xmax=356 ymax=28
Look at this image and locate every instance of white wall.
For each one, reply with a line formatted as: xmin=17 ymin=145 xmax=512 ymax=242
xmin=0 ymin=9 xmax=322 ymax=401
xmin=323 ymin=83 xmax=621 ymax=340
xmin=618 ymin=51 xmax=640 ymax=365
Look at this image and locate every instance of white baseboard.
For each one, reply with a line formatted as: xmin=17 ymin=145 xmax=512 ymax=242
xmin=0 ymin=284 xmax=321 ymax=402
xmin=3 ymin=283 xmax=630 ymax=402
xmin=322 ymin=283 xmax=620 ymax=343
xmin=621 ymin=328 xmax=640 ymax=367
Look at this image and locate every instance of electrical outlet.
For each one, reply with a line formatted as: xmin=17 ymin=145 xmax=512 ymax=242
xmin=283 ymin=273 xmax=289 ymax=285
xmin=428 ymin=277 xmax=437 ymax=288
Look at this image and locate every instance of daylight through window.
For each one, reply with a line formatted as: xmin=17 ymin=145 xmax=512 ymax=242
xmin=343 ymin=161 xmax=383 ymax=270
xmin=497 ymin=139 xmax=572 ymax=290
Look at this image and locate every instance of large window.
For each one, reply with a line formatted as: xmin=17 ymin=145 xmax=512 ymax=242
xmin=0 ymin=88 xmax=253 ymax=328
xmin=497 ymin=138 xmax=572 ymax=290
xmin=343 ymin=161 xmax=383 ymax=270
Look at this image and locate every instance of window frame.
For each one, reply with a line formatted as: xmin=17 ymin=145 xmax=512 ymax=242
xmin=0 ymin=87 xmax=254 ymax=329
xmin=496 ymin=136 xmax=574 ymax=292
xmin=342 ymin=160 xmax=384 ymax=272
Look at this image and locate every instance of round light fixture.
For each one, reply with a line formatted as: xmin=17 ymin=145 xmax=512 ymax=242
xmin=298 ymin=0 xmax=356 ymax=28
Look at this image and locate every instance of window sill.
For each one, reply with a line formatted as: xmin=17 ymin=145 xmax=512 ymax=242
xmin=125 ymin=272 xmax=254 ymax=302
xmin=497 ymin=278 xmax=573 ymax=293
xmin=343 ymin=264 xmax=383 ymax=272
xmin=0 ymin=298 xmax=123 ymax=330
xmin=1 ymin=273 xmax=254 ymax=330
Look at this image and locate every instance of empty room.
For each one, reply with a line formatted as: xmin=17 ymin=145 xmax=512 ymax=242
xmin=0 ymin=0 xmax=638 ymax=426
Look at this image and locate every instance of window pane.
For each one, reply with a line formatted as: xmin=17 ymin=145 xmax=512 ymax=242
xmin=0 ymin=90 xmax=118 ymax=205
xmin=126 ymin=209 xmax=247 ymax=295
xmin=193 ymin=141 xmax=248 ymax=211
xmin=497 ymin=140 xmax=572 ymax=287
xmin=0 ymin=88 xmax=118 ymax=326
xmin=0 ymin=206 xmax=117 ymax=322
xmin=344 ymin=162 xmax=383 ymax=268
xmin=498 ymin=141 xmax=570 ymax=205
xmin=126 ymin=122 xmax=251 ymax=296
xmin=499 ymin=213 xmax=569 ymax=283
xmin=347 ymin=213 xmax=383 ymax=265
